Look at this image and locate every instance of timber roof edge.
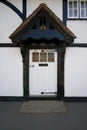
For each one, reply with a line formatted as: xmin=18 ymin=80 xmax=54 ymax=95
xmin=9 ymin=3 xmax=76 ymax=40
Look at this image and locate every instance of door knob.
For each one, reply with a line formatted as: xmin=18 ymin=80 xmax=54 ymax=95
xmin=30 ymin=65 xmax=34 ymax=67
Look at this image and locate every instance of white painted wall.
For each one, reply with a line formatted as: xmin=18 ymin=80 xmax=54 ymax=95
xmin=0 ymin=2 xmax=22 ymax=43
xmin=27 ymin=0 xmax=63 ymax=20
xmin=65 ymin=48 xmax=87 ymax=97
xmin=7 ymin=0 xmax=22 ymax=12
xmin=67 ymin=20 xmax=87 ymax=43
xmin=0 ymin=48 xmax=23 ymax=96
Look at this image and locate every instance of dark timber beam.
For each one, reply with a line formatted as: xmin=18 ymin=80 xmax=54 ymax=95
xmin=63 ymin=0 xmax=67 ymax=25
xmin=23 ymin=0 xmax=27 ymax=21
xmin=57 ymin=47 xmax=66 ymax=98
xmin=22 ymin=47 xmax=29 ymax=99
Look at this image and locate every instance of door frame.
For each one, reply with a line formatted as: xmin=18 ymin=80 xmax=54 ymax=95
xmin=22 ymin=44 xmax=65 ymax=100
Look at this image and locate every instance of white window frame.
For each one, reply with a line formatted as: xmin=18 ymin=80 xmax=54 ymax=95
xmin=80 ymin=0 xmax=87 ymax=18
xmin=68 ymin=0 xmax=79 ymax=18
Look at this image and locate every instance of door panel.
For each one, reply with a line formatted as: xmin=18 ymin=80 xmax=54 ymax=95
xmin=29 ymin=49 xmax=57 ymax=97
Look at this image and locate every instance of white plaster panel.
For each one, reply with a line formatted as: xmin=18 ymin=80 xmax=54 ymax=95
xmin=0 ymin=3 xmax=22 ymax=43
xmin=65 ymin=48 xmax=87 ymax=97
xmin=7 ymin=0 xmax=22 ymax=12
xmin=67 ymin=20 xmax=87 ymax=43
xmin=0 ymin=48 xmax=23 ymax=96
xmin=27 ymin=0 xmax=62 ymax=20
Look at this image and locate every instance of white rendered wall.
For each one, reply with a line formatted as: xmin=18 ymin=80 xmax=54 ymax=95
xmin=27 ymin=0 xmax=62 ymax=20
xmin=0 ymin=48 xmax=23 ymax=96
xmin=0 ymin=2 xmax=22 ymax=43
xmin=65 ymin=48 xmax=87 ymax=97
xmin=7 ymin=0 xmax=22 ymax=12
xmin=67 ymin=20 xmax=87 ymax=43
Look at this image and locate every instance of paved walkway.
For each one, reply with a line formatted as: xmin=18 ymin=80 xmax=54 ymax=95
xmin=0 ymin=101 xmax=87 ymax=130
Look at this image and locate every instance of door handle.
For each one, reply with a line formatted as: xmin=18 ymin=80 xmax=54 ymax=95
xmin=41 ymin=92 xmax=57 ymax=94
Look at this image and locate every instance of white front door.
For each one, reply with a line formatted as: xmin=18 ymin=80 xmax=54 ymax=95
xmin=29 ymin=49 xmax=57 ymax=97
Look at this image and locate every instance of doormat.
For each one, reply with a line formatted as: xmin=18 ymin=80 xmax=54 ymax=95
xmin=19 ymin=101 xmax=67 ymax=114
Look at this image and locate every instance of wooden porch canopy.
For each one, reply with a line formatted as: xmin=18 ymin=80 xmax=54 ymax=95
xmin=9 ymin=3 xmax=76 ymax=45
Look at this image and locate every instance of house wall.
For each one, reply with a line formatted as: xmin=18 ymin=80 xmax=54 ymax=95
xmin=27 ymin=0 xmax=62 ymax=20
xmin=0 ymin=1 xmax=22 ymax=43
xmin=7 ymin=0 xmax=22 ymax=12
xmin=67 ymin=20 xmax=87 ymax=43
xmin=65 ymin=1 xmax=87 ymax=97
xmin=0 ymin=0 xmax=87 ymax=98
xmin=65 ymin=48 xmax=87 ymax=97
xmin=0 ymin=48 xmax=23 ymax=96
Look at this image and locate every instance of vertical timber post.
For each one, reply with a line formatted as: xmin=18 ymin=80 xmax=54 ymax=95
xmin=57 ymin=47 xmax=65 ymax=99
xmin=20 ymin=45 xmax=29 ymax=100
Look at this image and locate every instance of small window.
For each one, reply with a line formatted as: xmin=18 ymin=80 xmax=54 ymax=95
xmin=68 ymin=0 xmax=87 ymax=19
xmin=68 ymin=0 xmax=78 ymax=18
xmin=32 ymin=52 xmax=39 ymax=62
xmin=48 ymin=53 xmax=54 ymax=62
xmin=40 ymin=53 xmax=47 ymax=62
xmin=80 ymin=0 xmax=87 ymax=18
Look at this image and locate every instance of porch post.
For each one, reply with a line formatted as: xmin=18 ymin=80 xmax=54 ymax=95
xmin=57 ymin=46 xmax=66 ymax=99
xmin=20 ymin=45 xmax=29 ymax=100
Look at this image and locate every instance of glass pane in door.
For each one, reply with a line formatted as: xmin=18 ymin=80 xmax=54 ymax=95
xmin=32 ymin=52 xmax=39 ymax=62
xmin=40 ymin=53 xmax=47 ymax=62
xmin=48 ymin=53 xmax=54 ymax=62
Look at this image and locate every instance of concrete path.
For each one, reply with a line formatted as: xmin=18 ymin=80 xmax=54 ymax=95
xmin=0 ymin=101 xmax=87 ymax=130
